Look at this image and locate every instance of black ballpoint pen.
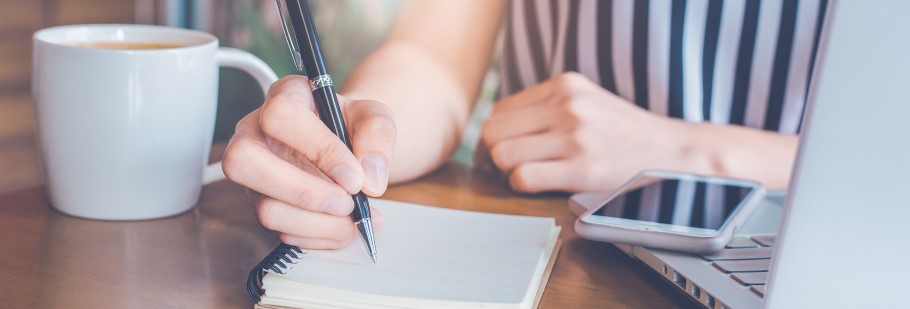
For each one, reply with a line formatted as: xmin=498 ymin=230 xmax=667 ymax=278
xmin=276 ymin=0 xmax=378 ymax=263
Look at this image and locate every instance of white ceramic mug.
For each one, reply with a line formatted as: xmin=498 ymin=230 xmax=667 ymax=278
xmin=33 ymin=24 xmax=277 ymax=220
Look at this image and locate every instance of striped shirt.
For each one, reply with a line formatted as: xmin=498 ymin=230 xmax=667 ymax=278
xmin=499 ymin=0 xmax=828 ymax=134
xmin=498 ymin=0 xmax=828 ymax=224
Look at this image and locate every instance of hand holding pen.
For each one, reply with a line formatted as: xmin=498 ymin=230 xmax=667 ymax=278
xmin=222 ymin=1 xmax=395 ymax=259
xmin=277 ymin=0 xmax=379 ymax=261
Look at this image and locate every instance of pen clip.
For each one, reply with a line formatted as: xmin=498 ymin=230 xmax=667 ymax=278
xmin=275 ymin=0 xmax=303 ymax=71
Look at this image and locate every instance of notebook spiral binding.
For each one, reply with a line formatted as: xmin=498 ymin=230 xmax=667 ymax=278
xmin=247 ymin=243 xmax=305 ymax=302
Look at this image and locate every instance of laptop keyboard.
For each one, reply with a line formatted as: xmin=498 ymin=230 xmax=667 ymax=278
xmin=701 ymin=247 xmax=774 ymax=261
xmin=697 ymin=235 xmax=778 ymax=298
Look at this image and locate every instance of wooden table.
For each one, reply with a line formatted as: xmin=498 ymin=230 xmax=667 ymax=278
xmin=0 ymin=159 xmax=694 ymax=308
xmin=1 ymin=39 xmax=692 ymax=307
xmin=1 ymin=5 xmax=692 ymax=307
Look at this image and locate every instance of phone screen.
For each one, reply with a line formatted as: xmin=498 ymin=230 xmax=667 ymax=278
xmin=589 ymin=176 xmax=758 ymax=230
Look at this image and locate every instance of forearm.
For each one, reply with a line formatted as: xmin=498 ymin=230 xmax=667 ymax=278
xmin=339 ymin=1 xmax=504 ymax=184
xmin=341 ymin=42 xmax=473 ymax=183
xmin=674 ymin=122 xmax=799 ymax=190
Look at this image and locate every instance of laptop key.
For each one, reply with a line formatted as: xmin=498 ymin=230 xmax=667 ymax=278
xmin=731 ymin=272 xmax=768 ymax=286
xmin=750 ymin=285 xmax=766 ymax=297
xmin=751 ymin=234 xmax=777 ymax=247
xmin=699 ymin=247 xmax=774 ymax=261
xmin=725 ymin=236 xmax=760 ymax=248
xmin=712 ymin=259 xmax=771 ymax=273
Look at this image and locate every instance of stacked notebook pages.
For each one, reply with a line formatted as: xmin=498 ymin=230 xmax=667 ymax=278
xmin=247 ymin=199 xmax=561 ymax=309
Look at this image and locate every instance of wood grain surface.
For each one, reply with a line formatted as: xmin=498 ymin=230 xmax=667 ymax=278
xmin=0 ymin=2 xmax=694 ymax=307
xmin=0 ymin=155 xmax=695 ymax=308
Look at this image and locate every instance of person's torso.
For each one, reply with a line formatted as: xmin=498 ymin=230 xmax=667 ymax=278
xmin=499 ymin=0 xmax=829 ymax=134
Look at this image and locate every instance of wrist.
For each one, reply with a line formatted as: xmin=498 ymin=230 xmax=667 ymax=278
xmin=664 ymin=121 xmax=727 ymax=177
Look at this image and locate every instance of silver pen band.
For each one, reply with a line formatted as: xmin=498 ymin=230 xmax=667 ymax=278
xmin=309 ymin=74 xmax=334 ymax=91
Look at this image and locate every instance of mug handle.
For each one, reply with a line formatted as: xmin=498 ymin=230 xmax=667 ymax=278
xmin=203 ymin=47 xmax=279 ymax=185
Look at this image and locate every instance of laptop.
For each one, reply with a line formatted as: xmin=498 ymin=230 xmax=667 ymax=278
xmin=570 ymin=1 xmax=910 ymax=308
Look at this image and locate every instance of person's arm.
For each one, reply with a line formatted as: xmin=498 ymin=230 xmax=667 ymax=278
xmin=480 ymin=72 xmax=797 ymax=194
xmin=222 ymin=1 xmax=505 ymax=249
xmin=342 ymin=0 xmax=506 ymax=183
xmin=681 ymin=122 xmax=797 ymax=190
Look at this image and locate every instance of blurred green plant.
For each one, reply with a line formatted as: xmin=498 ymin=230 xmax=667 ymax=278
xmin=226 ymin=0 xmax=399 ymax=86
xmin=232 ymin=1 xmax=295 ymax=78
xmin=212 ymin=0 xmax=400 ymax=142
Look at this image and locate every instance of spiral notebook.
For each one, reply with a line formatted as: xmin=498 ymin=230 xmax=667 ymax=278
xmin=246 ymin=199 xmax=561 ymax=309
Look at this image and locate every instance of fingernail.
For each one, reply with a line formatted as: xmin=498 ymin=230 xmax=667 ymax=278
xmin=329 ymin=165 xmax=361 ymax=194
xmin=321 ymin=196 xmax=354 ymax=216
xmin=362 ymin=156 xmax=389 ymax=195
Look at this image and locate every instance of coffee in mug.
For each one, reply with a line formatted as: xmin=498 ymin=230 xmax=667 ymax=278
xmin=67 ymin=41 xmax=184 ymax=50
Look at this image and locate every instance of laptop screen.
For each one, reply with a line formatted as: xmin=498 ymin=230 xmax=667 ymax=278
xmin=590 ymin=177 xmax=758 ymax=230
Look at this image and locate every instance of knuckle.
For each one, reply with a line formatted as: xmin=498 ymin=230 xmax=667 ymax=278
xmin=261 ymin=93 xmax=313 ymax=137
xmin=561 ymin=98 xmax=585 ymax=123
xmin=566 ymin=131 xmax=586 ymax=154
xmin=290 ymin=185 xmax=317 ymax=211
xmin=480 ymin=120 xmax=496 ymax=144
xmin=554 ymin=72 xmax=587 ymax=90
xmin=267 ymin=75 xmax=307 ymax=97
xmin=310 ymin=134 xmax=343 ymax=166
xmin=362 ymin=100 xmax=395 ymax=118
xmin=259 ymin=99 xmax=292 ymax=137
xmin=489 ymin=143 xmax=512 ymax=169
xmin=509 ymin=165 xmax=536 ymax=193
xmin=233 ymin=112 xmax=255 ymax=134
xmin=359 ymin=114 xmax=397 ymax=144
xmin=256 ymin=200 xmax=286 ymax=232
xmin=222 ymin=140 xmax=253 ymax=181
xmin=265 ymin=79 xmax=283 ymax=98
xmin=277 ymin=233 xmax=302 ymax=246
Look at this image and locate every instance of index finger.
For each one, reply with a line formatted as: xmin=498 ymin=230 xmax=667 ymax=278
xmin=223 ymin=109 xmax=355 ymax=216
xmin=259 ymin=76 xmax=366 ymax=194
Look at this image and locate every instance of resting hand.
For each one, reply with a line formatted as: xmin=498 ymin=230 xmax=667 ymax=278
xmin=481 ymin=72 xmax=692 ymax=194
xmin=223 ymin=76 xmax=396 ymax=249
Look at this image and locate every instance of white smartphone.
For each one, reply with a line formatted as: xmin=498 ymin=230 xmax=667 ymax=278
xmin=575 ymin=170 xmax=766 ymax=254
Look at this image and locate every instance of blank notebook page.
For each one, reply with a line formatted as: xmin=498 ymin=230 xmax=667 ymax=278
xmin=268 ymin=199 xmax=558 ymax=305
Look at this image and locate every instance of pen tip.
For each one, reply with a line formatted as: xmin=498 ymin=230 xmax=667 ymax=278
xmin=356 ymin=219 xmax=378 ymax=264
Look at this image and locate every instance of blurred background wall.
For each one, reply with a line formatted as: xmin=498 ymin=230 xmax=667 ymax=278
xmin=0 ymin=0 xmax=137 ymax=193
xmin=0 ymin=0 xmax=400 ymax=193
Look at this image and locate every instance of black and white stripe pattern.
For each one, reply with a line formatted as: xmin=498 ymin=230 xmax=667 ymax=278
xmin=498 ymin=0 xmax=828 ymax=214
xmin=500 ymin=0 xmax=826 ymax=131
